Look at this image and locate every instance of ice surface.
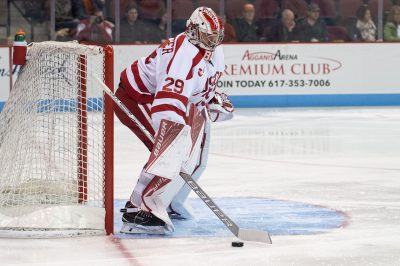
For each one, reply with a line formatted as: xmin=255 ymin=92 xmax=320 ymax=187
xmin=1 ymin=107 xmax=400 ymax=265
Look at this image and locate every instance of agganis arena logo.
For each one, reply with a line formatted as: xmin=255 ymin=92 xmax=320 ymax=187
xmin=224 ymin=49 xmax=342 ymax=76
xmin=242 ymin=49 xmax=298 ymax=61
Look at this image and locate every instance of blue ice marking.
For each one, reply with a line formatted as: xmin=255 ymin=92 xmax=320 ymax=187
xmin=113 ymin=197 xmax=345 ymax=239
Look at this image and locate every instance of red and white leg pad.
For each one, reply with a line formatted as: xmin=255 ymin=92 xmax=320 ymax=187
xmin=129 ymin=118 xmax=193 ymax=231
xmin=160 ymin=107 xmax=210 ymax=219
xmin=145 ymin=119 xmax=191 ymax=180
xmin=181 ymin=106 xmax=207 ymax=174
xmin=129 ymin=109 xmax=208 ymax=227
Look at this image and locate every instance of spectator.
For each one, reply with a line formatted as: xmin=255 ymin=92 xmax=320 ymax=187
xmin=223 ymin=15 xmax=237 ymax=43
xmin=267 ymin=9 xmax=299 ymax=42
xmin=147 ymin=11 xmax=168 ymax=43
xmin=76 ymin=10 xmax=114 ymax=44
xmin=384 ymin=5 xmax=400 ymax=41
xmin=355 ymin=6 xmax=376 ymax=41
xmin=23 ymin=0 xmax=49 ymax=23
xmin=55 ymin=0 xmax=86 ymax=30
xmin=120 ymin=7 xmax=152 ymax=43
xmin=296 ymin=3 xmax=328 ymax=42
xmin=232 ymin=3 xmax=260 ymax=42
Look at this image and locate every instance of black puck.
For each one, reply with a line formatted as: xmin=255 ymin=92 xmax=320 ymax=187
xmin=231 ymin=241 xmax=244 ymax=247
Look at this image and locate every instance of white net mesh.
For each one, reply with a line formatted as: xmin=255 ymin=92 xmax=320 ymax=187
xmin=0 ymin=41 xmax=109 ymax=237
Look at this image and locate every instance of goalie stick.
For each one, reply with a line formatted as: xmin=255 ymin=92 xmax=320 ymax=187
xmin=94 ymin=75 xmax=272 ymax=244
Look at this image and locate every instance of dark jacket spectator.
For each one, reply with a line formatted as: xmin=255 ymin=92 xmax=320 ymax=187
xmin=23 ymin=0 xmax=49 ymax=23
xmin=296 ymin=3 xmax=328 ymax=42
xmin=120 ymin=7 xmax=153 ymax=43
xmin=232 ymin=3 xmax=260 ymax=42
xmin=147 ymin=12 xmax=167 ymax=43
xmin=267 ymin=9 xmax=299 ymax=42
xmin=56 ymin=0 xmax=86 ymax=30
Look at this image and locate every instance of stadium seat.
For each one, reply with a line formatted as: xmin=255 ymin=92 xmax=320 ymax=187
xmin=198 ymin=0 xmax=220 ymax=13
xmin=109 ymin=0 xmax=137 ymax=18
xmin=254 ymin=0 xmax=279 ymax=18
xmin=172 ymin=0 xmax=194 ymax=19
xmin=138 ymin=0 xmax=165 ymax=21
xmin=338 ymin=0 xmax=363 ymax=19
xmin=225 ymin=0 xmax=249 ymax=19
xmin=327 ymin=25 xmax=351 ymax=42
xmin=368 ymin=0 xmax=392 ymax=18
xmin=172 ymin=0 xmax=194 ymax=35
xmin=312 ymin=0 xmax=337 ymax=18
xmin=282 ymin=0 xmax=308 ymax=19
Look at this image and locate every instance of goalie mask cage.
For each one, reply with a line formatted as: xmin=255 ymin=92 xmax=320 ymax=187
xmin=0 ymin=41 xmax=114 ymax=237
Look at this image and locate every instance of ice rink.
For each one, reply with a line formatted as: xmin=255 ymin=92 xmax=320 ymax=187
xmin=1 ymin=107 xmax=400 ymax=265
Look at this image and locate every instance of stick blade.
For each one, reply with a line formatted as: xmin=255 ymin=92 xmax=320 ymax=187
xmin=237 ymin=229 xmax=272 ymax=244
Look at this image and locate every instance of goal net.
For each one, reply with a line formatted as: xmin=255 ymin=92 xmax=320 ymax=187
xmin=0 ymin=41 xmax=114 ymax=237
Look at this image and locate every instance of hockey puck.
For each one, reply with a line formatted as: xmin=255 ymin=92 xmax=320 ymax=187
xmin=231 ymin=241 xmax=244 ymax=247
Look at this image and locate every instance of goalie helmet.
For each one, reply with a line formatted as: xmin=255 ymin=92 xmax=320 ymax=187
xmin=186 ymin=7 xmax=224 ymax=52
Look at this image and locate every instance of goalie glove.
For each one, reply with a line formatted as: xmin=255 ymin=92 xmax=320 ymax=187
xmin=208 ymin=92 xmax=234 ymax=122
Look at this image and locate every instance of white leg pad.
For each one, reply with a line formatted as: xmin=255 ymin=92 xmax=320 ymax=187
xmin=160 ymin=114 xmax=211 ymax=219
xmin=145 ymin=119 xmax=191 ymax=180
xmin=169 ymin=120 xmax=210 ymax=219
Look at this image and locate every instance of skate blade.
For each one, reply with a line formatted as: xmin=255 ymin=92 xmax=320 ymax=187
xmin=168 ymin=212 xmax=187 ymax=220
xmin=120 ymin=223 xmax=166 ymax=235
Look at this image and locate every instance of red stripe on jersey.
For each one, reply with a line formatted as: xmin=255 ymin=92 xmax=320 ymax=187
xmin=126 ymin=87 xmax=154 ymax=104
xmin=151 ymin=104 xmax=187 ymax=121
xmin=120 ymin=70 xmax=135 ymax=91
xmin=114 ymin=88 xmax=155 ymax=150
xmin=120 ymin=62 xmax=153 ymax=103
xmin=186 ymin=51 xmax=204 ymax=80
xmin=166 ymin=34 xmax=186 ymax=74
xmin=145 ymin=49 xmax=157 ymax=64
xmin=120 ymin=74 xmax=153 ymax=104
xmin=202 ymin=12 xmax=217 ymax=31
xmin=132 ymin=61 xmax=150 ymax=93
xmin=155 ymin=91 xmax=189 ymax=107
xmin=143 ymin=103 xmax=151 ymax=116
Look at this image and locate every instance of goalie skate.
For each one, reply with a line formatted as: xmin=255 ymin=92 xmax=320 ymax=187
xmin=167 ymin=201 xmax=195 ymax=220
xmin=120 ymin=203 xmax=167 ymax=235
xmin=120 ymin=222 xmax=166 ymax=235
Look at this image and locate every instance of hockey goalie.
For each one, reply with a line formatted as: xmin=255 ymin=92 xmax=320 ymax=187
xmin=114 ymin=6 xmax=234 ymax=234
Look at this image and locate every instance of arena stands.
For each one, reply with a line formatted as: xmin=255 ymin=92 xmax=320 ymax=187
xmin=1 ymin=0 xmax=399 ymax=44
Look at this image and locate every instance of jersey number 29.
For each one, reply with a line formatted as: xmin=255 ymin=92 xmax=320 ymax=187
xmin=162 ymin=77 xmax=184 ymax=94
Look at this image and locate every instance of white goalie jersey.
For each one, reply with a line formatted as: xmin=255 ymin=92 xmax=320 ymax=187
xmin=118 ymin=7 xmax=238 ymax=234
xmin=120 ymin=33 xmax=226 ymax=130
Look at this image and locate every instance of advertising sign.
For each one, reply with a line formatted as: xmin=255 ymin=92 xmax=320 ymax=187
xmin=1 ymin=43 xmax=400 ymax=107
xmin=220 ymin=43 xmax=400 ymax=95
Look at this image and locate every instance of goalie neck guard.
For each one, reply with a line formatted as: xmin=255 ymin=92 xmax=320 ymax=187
xmin=185 ymin=7 xmax=224 ymax=53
